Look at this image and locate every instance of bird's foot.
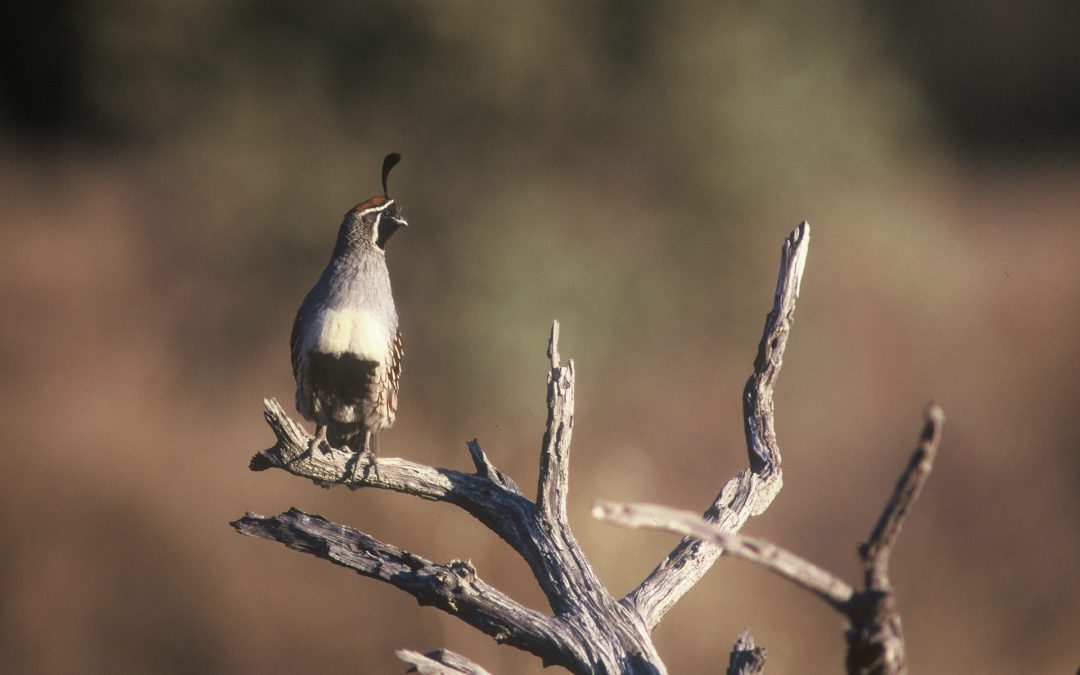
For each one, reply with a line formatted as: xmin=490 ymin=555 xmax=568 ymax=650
xmin=364 ymin=433 xmax=381 ymax=482
xmin=367 ymin=451 xmax=381 ymax=482
xmin=344 ymin=447 xmax=379 ymax=486
xmin=308 ymin=425 xmax=330 ymax=455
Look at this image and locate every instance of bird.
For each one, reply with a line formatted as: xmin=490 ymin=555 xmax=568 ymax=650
xmin=290 ymin=153 xmax=407 ymax=465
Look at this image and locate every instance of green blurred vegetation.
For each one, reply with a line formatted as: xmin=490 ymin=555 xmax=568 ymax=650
xmin=1 ymin=2 xmax=1077 ymax=673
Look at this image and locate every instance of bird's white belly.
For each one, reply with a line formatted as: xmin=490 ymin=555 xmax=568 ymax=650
xmin=312 ymin=307 xmax=387 ymax=359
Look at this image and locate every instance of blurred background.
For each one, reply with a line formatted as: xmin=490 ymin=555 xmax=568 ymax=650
xmin=1 ymin=1 xmax=1077 ymax=673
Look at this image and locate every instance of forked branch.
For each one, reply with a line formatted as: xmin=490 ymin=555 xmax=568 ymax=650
xmin=595 ymin=405 xmax=945 ymax=675
xmin=234 ymin=221 xmax=813 ymax=674
xmin=234 ymin=325 xmax=661 ymax=673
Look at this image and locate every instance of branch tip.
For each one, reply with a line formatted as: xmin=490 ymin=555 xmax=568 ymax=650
xmin=792 ymin=219 xmax=809 ymax=243
xmin=466 ymin=439 xmax=487 ymax=473
xmin=537 ymin=329 xmax=575 ymax=524
xmin=548 ymin=320 xmax=561 ymax=368
xmin=624 ymin=223 xmax=806 ymax=627
xmin=790 ymin=221 xmax=810 ymax=293
xmin=861 ymin=404 xmax=945 ymax=590
xmin=398 ymin=648 xmax=492 ymax=675
xmin=727 ymin=629 xmax=767 ymax=675
xmin=590 ymin=499 xmax=619 ymax=521
xmin=922 ymin=402 xmax=945 ymax=443
xmin=734 ymin=629 xmax=755 ymax=650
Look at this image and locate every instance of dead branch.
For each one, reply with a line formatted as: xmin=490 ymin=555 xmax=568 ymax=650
xmin=727 ymin=629 xmax=767 ymax=675
xmin=624 ymin=221 xmax=808 ymax=628
xmin=595 ymin=405 xmax=945 ymax=675
xmin=233 ymin=221 xmax=812 ymax=674
xmin=233 ymin=508 xmax=573 ymax=663
xmin=398 ymin=648 xmax=493 ymax=675
xmin=846 ymin=405 xmax=944 ymax=675
xmin=860 ymin=405 xmax=944 ymax=591
xmin=595 ymin=500 xmax=854 ymax=611
xmin=235 ymin=325 xmax=663 ymax=674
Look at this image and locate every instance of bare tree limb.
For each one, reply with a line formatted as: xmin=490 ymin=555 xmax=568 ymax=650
xmin=727 ymin=630 xmax=767 ymax=675
xmin=624 ymin=221 xmax=809 ymax=628
xmin=237 ymin=326 xmax=665 ymax=674
xmin=398 ymin=648 xmax=493 ymax=675
xmin=597 ymin=405 xmax=945 ymax=675
xmin=232 ymin=509 xmax=576 ymax=665
xmin=844 ymin=404 xmax=945 ymax=675
xmin=467 ymin=438 xmax=521 ymax=493
xmin=594 ymin=501 xmax=854 ymax=611
xmin=236 ymin=223 xmax=816 ymax=674
xmin=745 ymin=220 xmax=808 ymax=474
xmin=860 ymin=404 xmax=944 ymax=591
xmin=249 ymin=399 xmax=536 ymax=553
xmin=537 ymin=320 xmax=574 ymax=528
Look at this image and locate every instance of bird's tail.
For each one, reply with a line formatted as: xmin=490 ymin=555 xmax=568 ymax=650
xmin=327 ymin=423 xmax=369 ymax=454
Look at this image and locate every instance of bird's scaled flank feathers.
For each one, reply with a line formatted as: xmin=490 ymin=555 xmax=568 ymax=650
xmin=388 ymin=328 xmax=404 ymax=419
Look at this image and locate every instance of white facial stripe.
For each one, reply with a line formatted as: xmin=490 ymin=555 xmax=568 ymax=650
xmin=354 ymin=199 xmax=396 ymax=219
xmin=372 ymin=212 xmax=382 ymax=246
xmin=310 ymin=307 xmax=387 ymax=359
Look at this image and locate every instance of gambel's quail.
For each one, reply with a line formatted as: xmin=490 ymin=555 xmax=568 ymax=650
xmin=290 ymin=153 xmax=407 ymax=464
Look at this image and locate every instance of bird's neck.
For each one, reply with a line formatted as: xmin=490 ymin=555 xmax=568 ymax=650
xmin=321 ymin=244 xmax=389 ymax=289
xmin=331 ymin=235 xmax=382 ymax=261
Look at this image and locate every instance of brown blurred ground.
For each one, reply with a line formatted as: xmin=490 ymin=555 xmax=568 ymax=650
xmin=1 ymin=2 xmax=1077 ymax=673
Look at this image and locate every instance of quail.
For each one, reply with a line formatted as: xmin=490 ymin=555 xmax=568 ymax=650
xmin=291 ymin=153 xmax=407 ymax=462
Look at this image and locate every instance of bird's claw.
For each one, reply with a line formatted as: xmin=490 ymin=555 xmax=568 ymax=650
xmin=344 ymin=447 xmax=379 ymax=485
xmin=308 ymin=426 xmax=331 ymax=455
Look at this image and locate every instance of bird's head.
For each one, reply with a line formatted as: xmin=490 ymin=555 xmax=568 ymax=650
xmin=339 ymin=153 xmax=408 ymax=252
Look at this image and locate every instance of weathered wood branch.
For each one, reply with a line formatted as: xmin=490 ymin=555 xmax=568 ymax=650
xmin=233 ymin=509 xmax=571 ymax=662
xmin=538 ymin=320 xmax=573 ymax=528
xmin=859 ymin=404 xmax=944 ymax=591
xmin=236 ymin=327 xmax=663 ymax=674
xmin=234 ymin=221 xmax=813 ymax=674
xmin=624 ymin=221 xmax=808 ymax=628
xmin=727 ymin=629 xmax=767 ymax=675
xmin=595 ymin=405 xmax=945 ymax=675
xmin=398 ymin=648 xmax=493 ymax=675
xmin=845 ymin=405 xmax=944 ymax=675
xmin=595 ymin=500 xmax=854 ymax=611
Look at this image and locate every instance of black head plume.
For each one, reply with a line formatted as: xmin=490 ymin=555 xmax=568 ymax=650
xmin=382 ymin=153 xmax=401 ymax=198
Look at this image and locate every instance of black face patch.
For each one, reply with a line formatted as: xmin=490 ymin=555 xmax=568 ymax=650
xmin=375 ymin=207 xmax=406 ymax=250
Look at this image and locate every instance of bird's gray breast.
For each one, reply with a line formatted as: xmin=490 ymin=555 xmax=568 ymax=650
xmin=293 ymin=248 xmax=398 ymax=424
xmin=301 ymin=250 xmax=398 ymax=362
